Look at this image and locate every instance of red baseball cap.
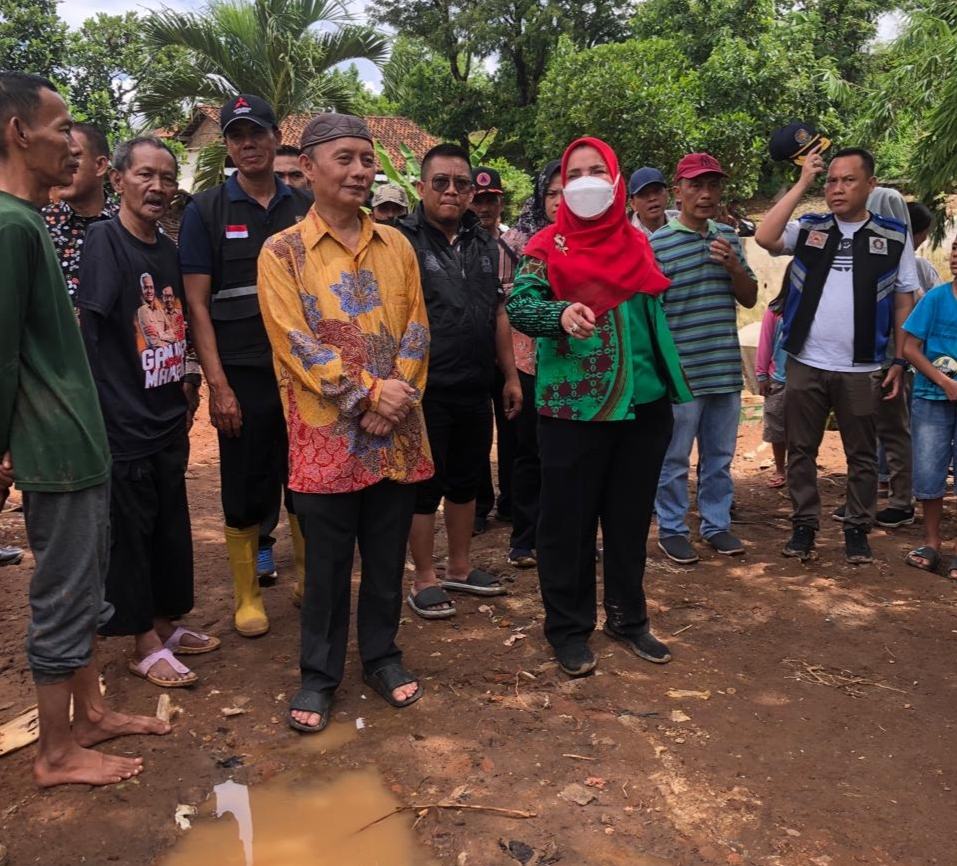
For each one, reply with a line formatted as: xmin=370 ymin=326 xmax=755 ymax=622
xmin=674 ymin=152 xmax=728 ymax=181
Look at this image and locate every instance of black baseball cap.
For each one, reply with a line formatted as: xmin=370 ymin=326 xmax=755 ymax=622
xmin=472 ymin=166 xmax=503 ymax=195
xmin=220 ymin=94 xmax=277 ymax=134
xmin=769 ymin=122 xmax=831 ymax=165
xmin=628 ymin=166 xmax=668 ymax=196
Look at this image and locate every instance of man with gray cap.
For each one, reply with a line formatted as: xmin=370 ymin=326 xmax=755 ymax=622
xmin=370 ymin=182 xmax=409 ymax=223
xmin=258 ymin=113 xmax=433 ymax=733
xmin=179 ymin=94 xmax=312 ymax=636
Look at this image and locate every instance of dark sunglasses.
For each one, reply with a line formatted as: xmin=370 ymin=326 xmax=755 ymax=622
xmin=429 ymin=175 xmax=473 ymax=194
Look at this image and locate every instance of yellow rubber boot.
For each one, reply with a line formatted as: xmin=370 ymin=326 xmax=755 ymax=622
xmin=225 ymin=524 xmax=270 ymax=637
xmin=289 ymin=514 xmax=306 ymax=608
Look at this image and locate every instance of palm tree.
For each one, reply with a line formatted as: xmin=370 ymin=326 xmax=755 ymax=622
xmin=138 ymin=0 xmax=389 ymax=189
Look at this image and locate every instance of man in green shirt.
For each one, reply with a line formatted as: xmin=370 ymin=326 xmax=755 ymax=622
xmin=0 ymin=71 xmax=169 ymax=788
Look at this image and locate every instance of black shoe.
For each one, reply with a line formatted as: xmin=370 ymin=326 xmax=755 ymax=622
xmin=556 ymin=644 xmax=597 ymax=678
xmin=876 ymin=506 xmax=915 ymax=528
xmin=604 ymin=625 xmax=672 ymax=664
xmin=706 ymin=530 xmax=745 ymax=556
xmin=0 ymin=545 xmax=23 ymax=566
xmin=657 ymin=535 xmax=699 ymax=564
xmin=783 ymin=526 xmax=816 ymax=560
xmin=832 ymin=505 xmax=846 ymax=522
xmin=507 ymin=547 xmax=537 ymax=568
xmin=844 ymin=527 xmax=873 ymax=563
xmin=493 ymin=509 xmax=512 ymax=523
xmin=472 ymin=515 xmax=489 ymax=536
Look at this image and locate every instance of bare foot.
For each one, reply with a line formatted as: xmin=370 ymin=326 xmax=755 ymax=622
xmin=290 ymin=709 xmax=323 ymax=729
xmin=392 ymin=682 xmax=418 ymax=703
xmin=74 ymin=707 xmax=171 ymax=747
xmin=34 ymin=743 xmax=143 ymax=788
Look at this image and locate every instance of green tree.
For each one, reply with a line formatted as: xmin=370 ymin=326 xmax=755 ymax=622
xmin=0 ymin=0 xmax=66 ymax=79
xmin=138 ymin=0 xmax=389 ymax=125
xmin=382 ymin=36 xmax=493 ymax=149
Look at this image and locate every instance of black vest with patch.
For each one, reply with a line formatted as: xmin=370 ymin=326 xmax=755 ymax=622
xmin=192 ymin=182 xmax=311 ymax=367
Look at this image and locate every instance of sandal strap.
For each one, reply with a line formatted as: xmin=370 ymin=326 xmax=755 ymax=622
xmin=136 ymin=648 xmax=190 ymax=677
xmin=289 ymin=688 xmax=332 ymax=714
xmin=367 ymin=663 xmax=416 ymax=692
xmin=164 ymin=626 xmax=210 ymax=651
xmin=412 ymin=586 xmax=452 ymax=608
xmin=465 ymin=569 xmax=501 ymax=588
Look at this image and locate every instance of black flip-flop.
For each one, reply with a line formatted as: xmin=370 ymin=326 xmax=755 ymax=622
xmin=406 ymin=586 xmax=456 ymax=619
xmin=441 ymin=568 xmax=507 ymax=596
xmin=905 ymin=545 xmax=940 ymax=573
xmin=288 ymin=688 xmax=333 ymax=733
xmin=363 ymin=664 xmax=423 ymax=708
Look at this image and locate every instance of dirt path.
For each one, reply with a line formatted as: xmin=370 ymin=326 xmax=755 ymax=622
xmin=0 ymin=414 xmax=954 ymax=866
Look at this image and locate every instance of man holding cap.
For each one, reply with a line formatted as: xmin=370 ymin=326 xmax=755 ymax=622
xmin=178 ymin=94 xmax=312 ymax=636
xmin=258 ymin=113 xmax=433 ymax=733
xmin=370 ymin=182 xmax=409 ymax=223
xmin=628 ymin=166 xmax=672 ymax=238
xmin=651 ymin=153 xmax=758 ymax=564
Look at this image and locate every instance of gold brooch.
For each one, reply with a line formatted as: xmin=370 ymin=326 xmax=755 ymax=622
xmin=555 ymin=234 xmax=568 ymax=254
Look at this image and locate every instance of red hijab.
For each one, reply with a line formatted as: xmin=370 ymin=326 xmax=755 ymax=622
xmin=523 ymin=136 xmax=669 ymax=317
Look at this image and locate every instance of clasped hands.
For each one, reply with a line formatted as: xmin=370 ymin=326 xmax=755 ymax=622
xmin=360 ymin=379 xmax=416 ymax=436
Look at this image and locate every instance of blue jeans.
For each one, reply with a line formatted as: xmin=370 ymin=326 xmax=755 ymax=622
xmin=655 ymin=391 xmax=741 ymax=539
xmin=911 ymin=397 xmax=957 ymax=500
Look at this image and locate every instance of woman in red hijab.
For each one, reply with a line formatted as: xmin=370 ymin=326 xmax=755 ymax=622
xmin=507 ymin=137 xmax=692 ymax=677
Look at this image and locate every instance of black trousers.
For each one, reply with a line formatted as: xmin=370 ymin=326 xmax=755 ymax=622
xmin=293 ymin=481 xmax=416 ymax=693
xmin=477 ymin=368 xmax=516 ymax=520
xmin=509 ymin=371 xmax=540 ymax=550
xmin=100 ymin=431 xmax=193 ymax=636
xmin=219 ymin=364 xmax=291 ymax=529
xmin=536 ymin=399 xmax=673 ymax=651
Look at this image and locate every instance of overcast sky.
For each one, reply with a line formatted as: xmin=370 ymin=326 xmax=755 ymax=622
xmin=59 ymin=0 xmax=905 ymax=92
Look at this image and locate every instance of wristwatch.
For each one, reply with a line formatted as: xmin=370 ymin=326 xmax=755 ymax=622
xmin=890 ymin=358 xmax=908 ymax=368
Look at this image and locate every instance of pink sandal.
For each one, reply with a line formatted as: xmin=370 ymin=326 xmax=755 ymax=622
xmin=163 ymin=626 xmax=221 ymax=655
xmin=129 ymin=648 xmax=198 ymax=688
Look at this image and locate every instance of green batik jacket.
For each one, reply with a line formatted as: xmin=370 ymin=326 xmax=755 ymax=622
xmin=506 ymin=257 xmax=693 ymax=421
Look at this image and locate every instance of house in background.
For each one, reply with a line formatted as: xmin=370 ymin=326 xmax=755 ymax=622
xmin=170 ymin=106 xmax=439 ymax=190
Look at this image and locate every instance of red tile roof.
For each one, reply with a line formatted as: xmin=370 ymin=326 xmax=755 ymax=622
xmin=185 ymin=106 xmax=438 ymax=172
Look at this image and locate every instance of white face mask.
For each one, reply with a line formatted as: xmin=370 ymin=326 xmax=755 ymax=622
xmin=563 ymin=173 xmax=619 ymax=220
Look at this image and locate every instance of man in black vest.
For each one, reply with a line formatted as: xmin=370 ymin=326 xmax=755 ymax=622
xmin=755 ymin=147 xmax=919 ymax=564
xmin=178 ymin=94 xmax=311 ymax=636
xmin=396 ymin=144 xmax=522 ymax=619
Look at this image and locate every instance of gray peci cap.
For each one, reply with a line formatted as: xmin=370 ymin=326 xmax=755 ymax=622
xmin=300 ymin=113 xmax=373 ymax=149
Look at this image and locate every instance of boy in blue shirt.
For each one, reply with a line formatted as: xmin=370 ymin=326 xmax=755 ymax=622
xmin=902 ymin=237 xmax=957 ymax=579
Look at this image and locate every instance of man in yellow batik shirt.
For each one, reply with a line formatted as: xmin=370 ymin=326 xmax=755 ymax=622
xmin=258 ymin=114 xmax=433 ymax=734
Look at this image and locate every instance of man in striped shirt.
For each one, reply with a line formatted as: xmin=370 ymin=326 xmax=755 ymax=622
xmin=650 ymin=153 xmax=757 ymax=564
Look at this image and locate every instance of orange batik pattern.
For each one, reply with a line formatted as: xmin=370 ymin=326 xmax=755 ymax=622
xmin=258 ymin=208 xmax=433 ymax=494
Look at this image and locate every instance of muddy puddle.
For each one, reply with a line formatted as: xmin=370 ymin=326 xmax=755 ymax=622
xmin=160 ymin=724 xmax=437 ymax=866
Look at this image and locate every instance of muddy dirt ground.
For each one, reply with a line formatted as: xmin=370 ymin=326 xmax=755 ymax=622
xmin=0 ymin=410 xmax=955 ymax=866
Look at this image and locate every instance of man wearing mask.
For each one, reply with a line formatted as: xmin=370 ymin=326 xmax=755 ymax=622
xmin=178 ymin=94 xmax=312 ymax=635
xmin=651 ymin=153 xmax=758 ymax=565
xmin=42 ymin=122 xmax=118 ymax=308
xmin=397 ymin=145 xmax=522 ymax=619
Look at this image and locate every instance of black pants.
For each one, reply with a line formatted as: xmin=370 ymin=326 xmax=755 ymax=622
xmin=219 ymin=364 xmax=290 ymax=529
xmin=536 ymin=399 xmax=673 ymax=651
xmin=510 ymin=371 xmax=539 ymax=550
xmin=100 ymin=431 xmax=193 ymax=636
xmin=294 ymin=481 xmax=416 ymax=693
xmin=477 ymin=368 xmax=516 ymax=519
xmin=415 ymin=388 xmax=493 ymax=514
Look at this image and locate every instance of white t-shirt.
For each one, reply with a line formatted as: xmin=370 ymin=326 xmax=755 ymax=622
xmin=779 ymin=217 xmax=919 ymax=373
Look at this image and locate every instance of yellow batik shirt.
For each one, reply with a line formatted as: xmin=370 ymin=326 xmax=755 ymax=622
xmin=258 ymin=208 xmax=433 ymax=494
